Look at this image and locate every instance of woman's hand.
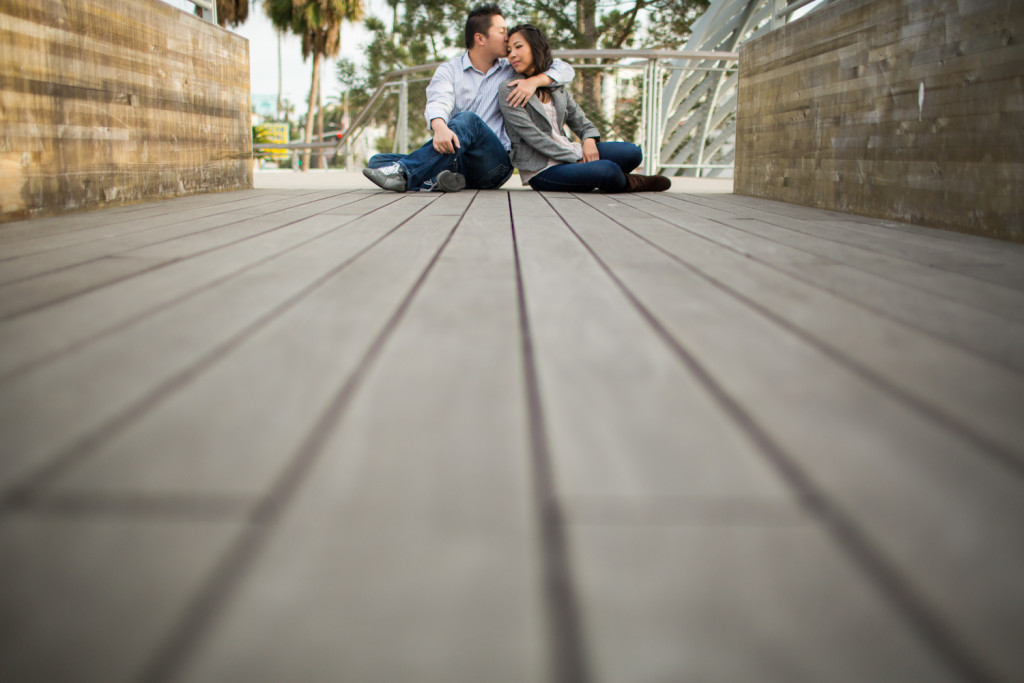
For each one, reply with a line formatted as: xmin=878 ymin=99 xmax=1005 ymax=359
xmin=505 ymin=79 xmax=538 ymax=108
xmin=580 ymin=138 xmax=599 ymax=163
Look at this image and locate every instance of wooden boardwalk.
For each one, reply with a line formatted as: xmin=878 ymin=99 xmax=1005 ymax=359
xmin=1 ymin=184 xmax=1023 ymax=683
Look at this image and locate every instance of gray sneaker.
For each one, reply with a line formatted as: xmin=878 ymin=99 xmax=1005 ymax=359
xmin=363 ymin=163 xmax=407 ymax=192
xmin=435 ymin=170 xmax=466 ymax=192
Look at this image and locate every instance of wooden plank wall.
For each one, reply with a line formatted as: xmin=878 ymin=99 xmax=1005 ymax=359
xmin=734 ymin=0 xmax=1024 ymax=242
xmin=0 ymin=0 xmax=251 ymax=223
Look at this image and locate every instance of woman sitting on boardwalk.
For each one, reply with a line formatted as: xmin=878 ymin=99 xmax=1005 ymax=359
xmin=499 ymin=24 xmax=671 ymax=193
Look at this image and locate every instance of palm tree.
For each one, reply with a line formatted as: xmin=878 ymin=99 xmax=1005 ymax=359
xmin=216 ymin=0 xmax=249 ymax=27
xmin=263 ymin=0 xmax=365 ymax=170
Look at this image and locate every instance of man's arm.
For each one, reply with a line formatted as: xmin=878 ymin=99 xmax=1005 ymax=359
xmin=544 ymin=58 xmax=575 ymax=85
xmin=424 ymin=62 xmax=460 ymax=154
xmin=430 ymin=118 xmax=460 ymax=154
xmin=505 ymin=59 xmax=575 ymax=107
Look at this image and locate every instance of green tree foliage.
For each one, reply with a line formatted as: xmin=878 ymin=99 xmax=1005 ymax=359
xmin=252 ymin=124 xmax=272 ymax=159
xmin=216 ymin=0 xmax=249 ymax=27
xmin=509 ymin=0 xmax=709 ymax=50
xmin=339 ymin=6 xmax=466 ymax=152
xmin=352 ymin=0 xmax=710 ymax=66
xmin=264 ymin=0 xmax=365 ymax=170
xmin=642 ymin=0 xmax=710 ymax=49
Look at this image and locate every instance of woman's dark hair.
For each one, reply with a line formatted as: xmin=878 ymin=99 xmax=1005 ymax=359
xmin=465 ymin=4 xmax=503 ymax=50
xmin=506 ymin=24 xmax=553 ymax=75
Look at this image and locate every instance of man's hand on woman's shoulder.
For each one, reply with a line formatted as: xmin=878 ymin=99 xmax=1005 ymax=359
xmin=505 ymin=79 xmax=537 ymax=108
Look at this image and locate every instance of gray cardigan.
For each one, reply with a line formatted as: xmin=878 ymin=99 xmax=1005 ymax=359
xmin=499 ymin=75 xmax=601 ymax=173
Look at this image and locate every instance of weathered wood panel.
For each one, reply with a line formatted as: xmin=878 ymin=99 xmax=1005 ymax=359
xmin=2 ymin=187 xmax=1024 ymax=681
xmin=735 ymin=0 xmax=1024 ymax=242
xmin=0 ymin=0 xmax=251 ymax=223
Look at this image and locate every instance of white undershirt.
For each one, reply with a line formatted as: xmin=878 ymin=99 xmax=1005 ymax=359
xmin=520 ymin=98 xmax=582 ymax=186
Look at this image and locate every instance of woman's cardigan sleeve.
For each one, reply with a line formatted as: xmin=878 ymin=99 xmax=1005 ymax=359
xmin=563 ymin=90 xmax=601 ymax=143
xmin=499 ymin=81 xmax=584 ymax=165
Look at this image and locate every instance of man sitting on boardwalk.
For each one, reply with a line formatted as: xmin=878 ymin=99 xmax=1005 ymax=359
xmin=362 ymin=3 xmax=575 ymax=193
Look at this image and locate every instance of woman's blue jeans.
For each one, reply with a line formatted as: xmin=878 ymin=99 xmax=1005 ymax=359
xmin=368 ymin=112 xmax=513 ymax=191
xmin=528 ymin=142 xmax=643 ymax=193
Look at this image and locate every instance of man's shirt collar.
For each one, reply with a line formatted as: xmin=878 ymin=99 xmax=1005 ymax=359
xmin=459 ymin=51 xmax=505 ymax=76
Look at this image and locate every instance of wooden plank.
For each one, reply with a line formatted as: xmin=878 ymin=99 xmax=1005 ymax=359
xmin=0 ymin=192 xmax=367 ymax=319
xmin=42 ymin=191 xmax=475 ymax=499
xmin=678 ymin=190 xmax=1024 ymax=277
xmin=0 ymin=192 xmax=401 ymax=380
xmin=601 ymin=191 xmax=1024 ymax=462
xmin=710 ymin=193 xmax=1024 ymax=287
xmin=0 ymin=191 xmax=327 ymax=263
xmin=638 ymin=194 xmax=1024 ymax=371
xmin=0 ymin=193 xmax=436 ymax=491
xmin=0 ymin=192 xmax=339 ymax=274
xmin=0 ymin=514 xmax=240 ymax=683
xmin=511 ymin=191 xmax=790 ymax=501
xmin=659 ymin=191 xmax=1024 ymax=313
xmin=570 ymin=525 xmax=957 ymax=683
xmin=170 ymin=191 xmax=547 ymax=682
xmin=558 ymin=192 xmax=1024 ymax=682
xmin=0 ymin=190 xmax=315 ymax=246
xmin=706 ymin=190 xmax=1024 ymax=276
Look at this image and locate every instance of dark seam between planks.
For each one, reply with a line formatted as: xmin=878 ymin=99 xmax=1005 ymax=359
xmin=0 ymin=193 xmax=433 ymax=511
xmin=0 ymin=189 xmax=344 ymax=272
xmin=606 ymin=195 xmax=1024 ymax=480
xmin=0 ymin=194 xmax=408 ymax=387
xmin=547 ymin=193 xmax=1004 ymax=683
xmin=509 ymin=192 xmax=593 ymax=683
xmin=131 ymin=192 xmax=474 ymax=683
xmin=0 ymin=192 xmax=366 ymax=292
xmin=664 ymin=193 xmax=1024 ymax=295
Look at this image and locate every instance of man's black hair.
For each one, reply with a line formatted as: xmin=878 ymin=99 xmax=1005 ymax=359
xmin=465 ymin=4 xmax=503 ymax=50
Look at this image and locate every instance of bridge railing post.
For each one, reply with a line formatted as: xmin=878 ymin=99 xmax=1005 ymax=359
xmin=641 ymin=58 xmax=663 ymax=175
xmin=398 ymin=76 xmax=409 ymax=155
xmin=189 ymin=0 xmax=217 ymax=24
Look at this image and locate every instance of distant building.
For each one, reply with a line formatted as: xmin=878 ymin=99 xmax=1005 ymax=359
xmin=251 ymin=94 xmax=277 ymax=120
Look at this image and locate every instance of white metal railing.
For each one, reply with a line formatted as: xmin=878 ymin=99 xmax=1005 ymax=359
xmin=256 ymin=49 xmax=739 ymax=176
xmin=771 ymin=0 xmax=833 ymax=29
xmin=186 ymin=0 xmax=217 ymax=23
xmin=557 ymin=50 xmax=738 ymax=175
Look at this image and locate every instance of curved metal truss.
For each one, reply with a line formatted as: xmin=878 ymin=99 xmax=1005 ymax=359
xmin=658 ymin=0 xmax=834 ymax=177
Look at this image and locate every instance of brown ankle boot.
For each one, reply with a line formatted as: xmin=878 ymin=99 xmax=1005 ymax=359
xmin=625 ymin=173 xmax=671 ymax=192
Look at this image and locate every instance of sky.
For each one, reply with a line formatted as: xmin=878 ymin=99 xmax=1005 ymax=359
xmin=160 ymin=0 xmax=389 ymax=113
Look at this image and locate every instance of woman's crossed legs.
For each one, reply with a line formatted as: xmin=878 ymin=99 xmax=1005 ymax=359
xmin=528 ymin=142 xmax=642 ymax=193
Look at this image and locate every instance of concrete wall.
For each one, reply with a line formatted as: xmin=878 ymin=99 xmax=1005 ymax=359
xmin=0 ymin=0 xmax=251 ymax=223
xmin=735 ymin=0 xmax=1024 ymax=242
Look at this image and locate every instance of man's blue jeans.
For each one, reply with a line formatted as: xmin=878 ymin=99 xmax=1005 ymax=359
xmin=528 ymin=142 xmax=642 ymax=193
xmin=368 ymin=112 xmax=513 ymax=191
